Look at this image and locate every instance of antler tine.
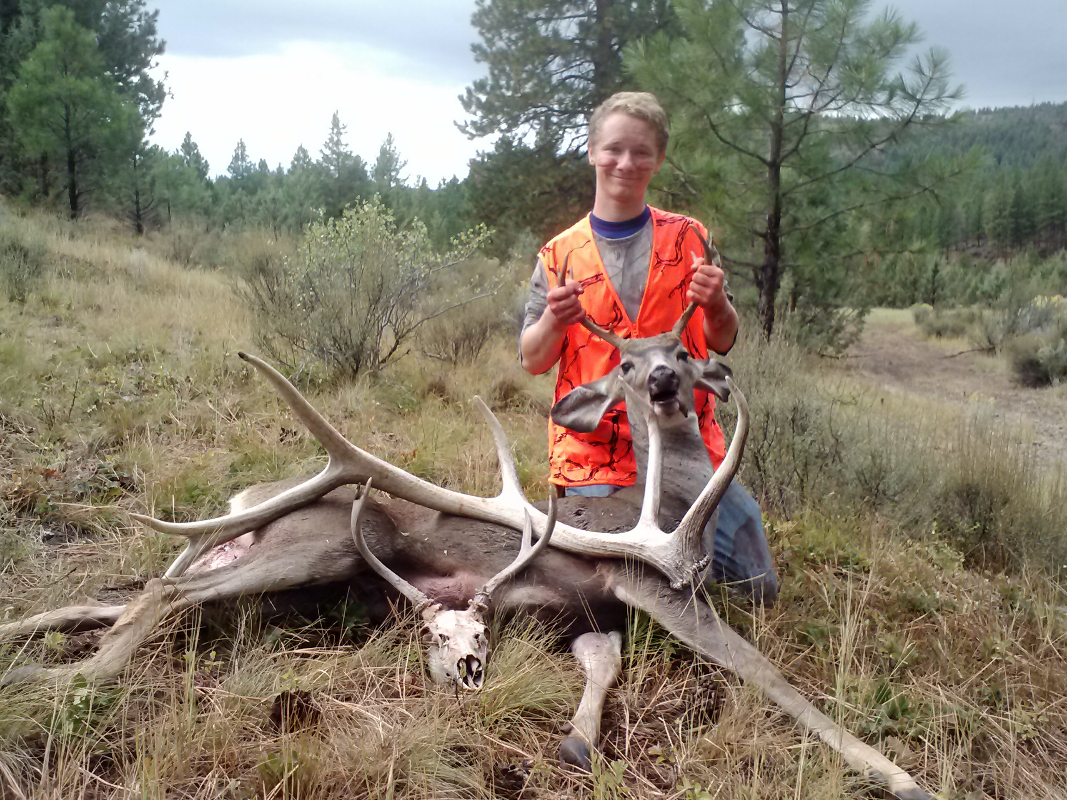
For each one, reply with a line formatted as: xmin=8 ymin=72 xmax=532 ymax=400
xmin=670 ymin=376 xmax=749 ymax=577
xmin=671 ymin=228 xmax=721 ymax=338
xmin=560 ymin=252 xmax=627 ymax=351
xmin=620 ymin=382 xmax=662 ymax=531
xmin=350 ymin=478 xmax=435 ymax=614
xmin=471 ymin=494 xmax=556 ymax=613
xmin=472 ymin=396 xmax=524 ymax=503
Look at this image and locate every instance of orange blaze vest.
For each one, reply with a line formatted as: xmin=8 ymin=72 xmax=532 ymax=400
xmin=541 ymin=207 xmax=726 ymax=487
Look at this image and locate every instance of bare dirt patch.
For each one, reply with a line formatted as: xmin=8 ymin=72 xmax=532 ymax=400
xmin=832 ymin=310 xmax=1067 ymax=469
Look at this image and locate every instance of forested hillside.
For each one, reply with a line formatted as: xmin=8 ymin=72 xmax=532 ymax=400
xmin=0 ymin=0 xmax=1064 ymax=345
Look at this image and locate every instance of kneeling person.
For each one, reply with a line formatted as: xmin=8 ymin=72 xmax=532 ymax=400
xmin=519 ymin=91 xmax=778 ymax=605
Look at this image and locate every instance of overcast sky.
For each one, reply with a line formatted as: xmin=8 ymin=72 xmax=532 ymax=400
xmin=149 ymin=0 xmax=1067 ymax=185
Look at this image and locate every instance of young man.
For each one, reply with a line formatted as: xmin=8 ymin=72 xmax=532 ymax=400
xmin=520 ymin=92 xmax=778 ymax=604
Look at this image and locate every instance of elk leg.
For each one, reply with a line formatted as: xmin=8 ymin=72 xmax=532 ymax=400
xmin=0 ymin=603 xmax=126 ymax=640
xmin=2 ymin=555 xmax=324 ymax=686
xmin=608 ymin=565 xmax=932 ymax=800
xmin=559 ymin=631 xmax=622 ymax=771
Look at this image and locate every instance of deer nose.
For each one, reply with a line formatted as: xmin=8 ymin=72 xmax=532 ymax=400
xmin=648 ymin=365 xmax=680 ymax=401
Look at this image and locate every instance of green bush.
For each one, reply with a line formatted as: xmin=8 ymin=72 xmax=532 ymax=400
xmin=418 ymin=295 xmax=506 ymax=366
xmin=239 ymin=198 xmax=490 ymax=377
xmin=914 ymin=305 xmax=980 ymax=339
xmin=1006 ymin=296 xmax=1067 ymax=387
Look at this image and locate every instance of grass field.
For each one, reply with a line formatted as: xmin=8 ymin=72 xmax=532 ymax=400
xmin=1 ymin=206 xmax=1066 ymax=799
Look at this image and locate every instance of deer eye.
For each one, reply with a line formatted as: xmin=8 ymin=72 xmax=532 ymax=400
xmin=620 ymin=361 xmax=634 ymax=374
xmin=677 ymin=351 xmax=689 ymax=362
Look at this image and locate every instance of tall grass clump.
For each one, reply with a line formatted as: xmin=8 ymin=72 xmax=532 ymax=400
xmin=0 ymin=220 xmax=48 ymax=303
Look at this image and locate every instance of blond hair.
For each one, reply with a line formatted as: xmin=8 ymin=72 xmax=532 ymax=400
xmin=588 ymin=92 xmax=669 ymax=155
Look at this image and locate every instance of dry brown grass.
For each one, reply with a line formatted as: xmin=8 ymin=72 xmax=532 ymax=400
xmin=1 ymin=207 xmax=1066 ymax=799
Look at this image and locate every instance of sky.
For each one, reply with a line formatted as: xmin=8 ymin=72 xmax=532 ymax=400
xmin=148 ymin=0 xmax=1067 ymax=185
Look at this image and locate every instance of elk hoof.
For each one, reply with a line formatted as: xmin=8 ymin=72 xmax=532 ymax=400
xmin=559 ymin=736 xmax=591 ymax=772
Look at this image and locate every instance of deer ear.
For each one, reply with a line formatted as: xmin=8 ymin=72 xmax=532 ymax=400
xmin=694 ymin=359 xmax=733 ymax=401
xmin=551 ymin=374 xmax=624 ymax=433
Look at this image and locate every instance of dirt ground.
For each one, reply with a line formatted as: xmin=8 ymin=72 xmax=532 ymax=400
xmin=831 ymin=310 xmax=1067 ymax=470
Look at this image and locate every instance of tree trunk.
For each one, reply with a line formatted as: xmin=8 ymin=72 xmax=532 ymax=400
xmin=593 ymin=0 xmax=616 ymax=106
xmin=756 ymin=1 xmax=790 ymax=338
xmin=64 ymin=105 xmax=78 ymax=218
xmin=67 ymin=146 xmax=78 ymax=219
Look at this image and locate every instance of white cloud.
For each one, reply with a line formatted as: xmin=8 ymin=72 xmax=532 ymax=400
xmin=151 ymin=41 xmax=485 ymax=184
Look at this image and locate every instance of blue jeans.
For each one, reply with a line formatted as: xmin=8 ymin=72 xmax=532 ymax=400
xmin=565 ymin=480 xmax=779 ymax=605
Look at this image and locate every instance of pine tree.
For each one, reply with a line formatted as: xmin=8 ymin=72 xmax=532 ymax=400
xmin=629 ymin=0 xmax=962 ymax=336
xmin=227 ymin=139 xmax=252 ymax=181
xmin=179 ymin=131 xmax=209 ymax=181
xmin=461 ymin=0 xmax=677 ymax=150
xmin=317 ymin=111 xmax=369 ymax=216
xmin=6 ymin=5 xmax=137 ymax=216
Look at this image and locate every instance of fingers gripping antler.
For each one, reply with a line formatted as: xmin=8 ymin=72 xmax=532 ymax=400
xmin=559 ymin=253 xmax=627 ymax=350
xmin=670 ymin=229 xmax=721 ymax=338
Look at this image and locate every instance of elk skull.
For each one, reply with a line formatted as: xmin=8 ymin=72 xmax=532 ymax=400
xmin=350 ymin=478 xmax=555 ymax=691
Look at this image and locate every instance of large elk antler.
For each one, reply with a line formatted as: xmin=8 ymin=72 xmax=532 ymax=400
xmin=131 ymin=353 xmax=747 ymax=589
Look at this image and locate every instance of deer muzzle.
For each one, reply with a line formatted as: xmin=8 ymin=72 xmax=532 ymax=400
xmin=648 ymin=365 xmax=681 ymax=403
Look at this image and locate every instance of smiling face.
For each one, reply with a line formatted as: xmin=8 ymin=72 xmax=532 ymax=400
xmin=588 ymin=111 xmax=666 ymax=221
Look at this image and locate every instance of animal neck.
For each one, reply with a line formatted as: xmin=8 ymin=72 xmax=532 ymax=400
xmin=627 ymin=404 xmax=714 ymax=507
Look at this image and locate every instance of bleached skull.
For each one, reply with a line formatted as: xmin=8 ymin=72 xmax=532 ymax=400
xmin=349 ymin=479 xmax=553 ymax=694
xmin=420 ymin=605 xmax=490 ymax=690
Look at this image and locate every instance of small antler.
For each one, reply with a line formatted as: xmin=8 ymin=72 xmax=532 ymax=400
xmin=471 ymin=494 xmax=556 ymax=613
xmin=349 ymin=478 xmax=435 ymax=615
xmin=559 ymin=252 xmax=627 ymax=350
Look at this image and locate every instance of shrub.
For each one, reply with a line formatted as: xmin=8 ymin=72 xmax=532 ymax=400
xmin=1006 ymin=296 xmax=1067 ymax=387
xmin=239 ymin=198 xmax=490 ymax=377
xmin=914 ymin=306 xmax=980 ymax=339
xmin=418 ymin=295 xmax=505 ymax=366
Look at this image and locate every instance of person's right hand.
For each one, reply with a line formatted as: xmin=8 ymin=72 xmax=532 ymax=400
xmin=545 ymin=279 xmax=586 ymax=330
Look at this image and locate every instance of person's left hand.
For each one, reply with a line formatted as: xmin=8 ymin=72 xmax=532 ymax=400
xmin=687 ymin=255 xmax=728 ymax=311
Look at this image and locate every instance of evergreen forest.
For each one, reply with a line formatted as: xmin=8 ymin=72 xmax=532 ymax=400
xmin=1 ymin=0 xmax=1064 ymax=347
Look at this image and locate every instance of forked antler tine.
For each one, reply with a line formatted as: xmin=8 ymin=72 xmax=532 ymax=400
xmin=350 ymin=478 xmax=435 ymax=614
xmin=671 ymin=229 xmax=721 ymax=338
xmin=560 ymin=251 xmax=627 ymax=351
xmin=472 ymin=397 xmax=524 ymax=502
xmin=671 ymin=376 xmax=749 ymax=575
xmin=471 ymin=494 xmax=557 ymax=612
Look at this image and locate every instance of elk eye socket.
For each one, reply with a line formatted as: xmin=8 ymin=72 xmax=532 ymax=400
xmin=620 ymin=361 xmax=634 ymax=374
